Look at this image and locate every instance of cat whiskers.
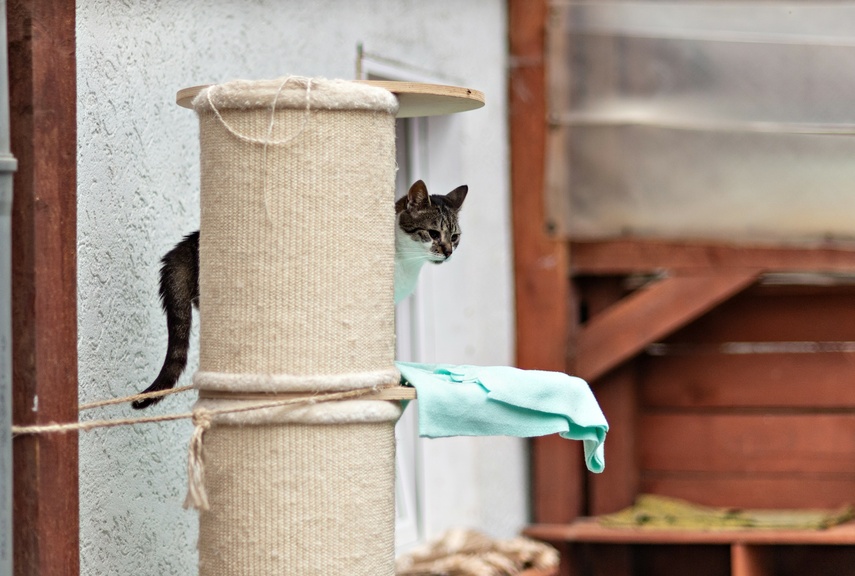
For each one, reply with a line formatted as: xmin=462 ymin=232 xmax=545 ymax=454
xmin=394 ymin=251 xmax=442 ymax=264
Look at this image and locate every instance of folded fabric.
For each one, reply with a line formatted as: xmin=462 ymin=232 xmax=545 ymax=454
xmin=599 ymin=494 xmax=855 ymax=530
xmin=395 ymin=362 xmax=608 ymax=473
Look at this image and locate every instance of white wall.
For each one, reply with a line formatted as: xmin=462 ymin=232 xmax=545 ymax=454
xmin=76 ymin=1 xmax=517 ymax=574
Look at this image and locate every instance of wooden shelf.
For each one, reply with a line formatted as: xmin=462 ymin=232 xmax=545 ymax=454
xmin=525 ymin=518 xmax=855 ymax=546
xmin=526 ymin=519 xmax=855 ymax=576
xmin=176 ymin=80 xmax=485 ymax=118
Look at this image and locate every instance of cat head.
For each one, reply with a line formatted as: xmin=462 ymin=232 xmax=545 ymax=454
xmin=395 ymin=180 xmax=468 ymax=263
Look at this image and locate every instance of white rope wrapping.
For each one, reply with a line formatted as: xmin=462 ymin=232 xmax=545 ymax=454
xmin=193 ymin=367 xmax=401 ymax=392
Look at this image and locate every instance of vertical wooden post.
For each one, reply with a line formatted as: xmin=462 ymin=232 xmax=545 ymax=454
xmin=731 ymin=544 xmax=772 ymax=576
xmin=508 ymin=0 xmax=582 ymax=523
xmin=7 ymin=1 xmax=78 ymax=575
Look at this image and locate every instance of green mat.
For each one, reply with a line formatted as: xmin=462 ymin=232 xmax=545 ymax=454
xmin=599 ymin=495 xmax=854 ymax=530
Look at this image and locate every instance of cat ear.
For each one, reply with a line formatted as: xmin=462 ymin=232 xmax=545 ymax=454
xmin=407 ymin=180 xmax=431 ymax=210
xmin=445 ymin=185 xmax=468 ymax=210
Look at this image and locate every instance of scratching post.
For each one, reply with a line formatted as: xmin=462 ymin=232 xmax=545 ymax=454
xmin=190 ymin=77 xmax=401 ymax=575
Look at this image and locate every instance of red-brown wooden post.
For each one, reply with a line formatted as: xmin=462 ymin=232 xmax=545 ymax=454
xmin=509 ymin=0 xmax=584 ymax=528
xmin=8 ymin=1 xmax=79 ymax=575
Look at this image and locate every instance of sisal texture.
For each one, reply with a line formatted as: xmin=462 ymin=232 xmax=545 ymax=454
xmin=196 ymin=76 xmax=398 ymax=385
xmin=198 ymin=420 xmax=397 ymax=576
xmin=190 ymin=77 xmax=400 ymax=575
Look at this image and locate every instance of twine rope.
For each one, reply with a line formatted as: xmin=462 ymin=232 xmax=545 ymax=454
xmin=12 ymin=383 xmax=398 ymax=511
xmin=205 ymin=76 xmax=314 ymax=222
xmin=78 ymin=385 xmax=195 ymax=411
xmin=11 ymin=384 xmax=396 ymax=437
xmin=204 ymin=76 xmax=314 ymax=146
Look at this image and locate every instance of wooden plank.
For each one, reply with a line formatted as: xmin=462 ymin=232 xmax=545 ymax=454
xmin=640 ymin=414 xmax=855 ymax=475
xmin=639 ymin=476 xmax=855 ymax=510
xmin=771 ymin=546 xmax=855 ymax=576
xmin=509 ymin=0 xmax=570 ymax=374
xmin=576 ymin=272 xmax=758 ymax=382
xmin=570 ymin=239 xmax=855 ymax=275
xmin=589 ymin=364 xmax=638 ymax=515
xmin=525 ymin=519 xmax=855 ymax=545
xmin=732 ymin=544 xmax=773 ymax=576
xmin=587 ymin=544 xmax=632 ymax=576
xmin=636 ymin=545 xmax=731 ymax=576
xmin=532 ymin=434 xmax=585 ymax=524
xmin=668 ymin=290 xmax=855 ymax=343
xmin=641 ymin=353 xmax=855 ymax=409
xmin=510 ymin=0 xmax=583 ymax=524
xmin=8 ymin=1 xmax=78 ymax=576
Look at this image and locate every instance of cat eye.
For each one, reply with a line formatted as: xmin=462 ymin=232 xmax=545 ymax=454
xmin=451 ymin=233 xmax=460 ymax=242
xmin=428 ymin=230 xmax=441 ymax=240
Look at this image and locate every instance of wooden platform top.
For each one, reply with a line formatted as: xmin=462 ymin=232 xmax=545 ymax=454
xmin=176 ymin=80 xmax=485 ymax=118
xmin=524 ymin=519 xmax=855 ymax=546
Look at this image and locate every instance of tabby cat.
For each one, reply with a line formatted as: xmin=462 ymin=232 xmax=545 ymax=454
xmin=132 ymin=180 xmax=467 ymax=409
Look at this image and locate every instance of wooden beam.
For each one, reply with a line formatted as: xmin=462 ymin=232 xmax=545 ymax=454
xmin=509 ymin=0 xmax=570 ymax=373
xmin=509 ymin=0 xmax=584 ymax=525
xmin=524 ymin=518 xmax=855 ymax=545
xmin=588 ymin=365 xmax=637 ymax=516
xmin=8 ymin=1 xmax=78 ymax=575
xmin=575 ymin=272 xmax=759 ymax=382
xmin=571 ymin=239 xmax=855 ymax=275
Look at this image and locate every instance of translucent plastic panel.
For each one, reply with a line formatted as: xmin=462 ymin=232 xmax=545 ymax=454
xmin=550 ymin=2 xmax=855 ymax=242
xmin=566 ymin=126 xmax=855 ymax=241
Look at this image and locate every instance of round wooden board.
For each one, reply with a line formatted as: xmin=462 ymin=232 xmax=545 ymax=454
xmin=176 ymin=80 xmax=484 ymax=118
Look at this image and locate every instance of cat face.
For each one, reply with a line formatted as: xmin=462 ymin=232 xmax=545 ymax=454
xmin=395 ymin=180 xmax=468 ymax=263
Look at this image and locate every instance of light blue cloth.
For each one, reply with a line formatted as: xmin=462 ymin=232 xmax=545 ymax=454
xmin=395 ymin=362 xmax=608 ymax=473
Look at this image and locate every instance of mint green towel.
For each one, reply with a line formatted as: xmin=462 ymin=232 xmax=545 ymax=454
xmin=396 ymin=362 xmax=608 ymax=473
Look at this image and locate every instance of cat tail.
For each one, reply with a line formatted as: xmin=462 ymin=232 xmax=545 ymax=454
xmin=132 ymin=231 xmax=199 ymax=410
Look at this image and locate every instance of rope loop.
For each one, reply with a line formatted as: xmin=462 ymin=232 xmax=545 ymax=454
xmin=204 ymin=75 xmax=314 ymax=146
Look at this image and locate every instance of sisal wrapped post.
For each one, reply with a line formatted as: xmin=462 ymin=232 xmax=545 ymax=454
xmin=188 ymin=77 xmax=401 ymax=576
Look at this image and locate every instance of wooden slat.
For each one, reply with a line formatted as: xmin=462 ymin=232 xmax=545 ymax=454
xmin=639 ymin=476 xmax=855 ymax=510
xmin=770 ymin=546 xmax=855 ymax=576
xmin=532 ymin=435 xmax=585 ymax=524
xmin=732 ymin=544 xmax=772 ymax=576
xmin=668 ymin=289 xmax=855 ymax=343
xmin=576 ymin=272 xmax=758 ymax=382
xmin=8 ymin=1 xmax=79 ymax=576
xmin=589 ymin=364 xmax=638 ymax=515
xmin=636 ymin=545 xmax=731 ymax=576
xmin=510 ymin=0 xmax=583 ymax=524
xmin=570 ymin=239 xmax=855 ymax=275
xmin=641 ymin=353 xmax=855 ymax=409
xmin=640 ymin=414 xmax=855 ymax=474
xmin=525 ymin=518 xmax=855 ymax=545
xmin=587 ymin=544 xmax=632 ymax=576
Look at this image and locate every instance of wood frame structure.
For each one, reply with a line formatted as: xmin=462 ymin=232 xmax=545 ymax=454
xmin=510 ymin=4 xmax=855 ymax=576
xmin=8 ymin=1 xmax=79 ymax=575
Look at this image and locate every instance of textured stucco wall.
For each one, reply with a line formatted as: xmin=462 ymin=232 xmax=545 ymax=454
xmin=77 ymin=1 xmax=514 ymax=574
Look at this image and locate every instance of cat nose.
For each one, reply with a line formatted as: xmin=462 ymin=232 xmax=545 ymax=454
xmin=441 ymin=244 xmax=453 ymax=257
